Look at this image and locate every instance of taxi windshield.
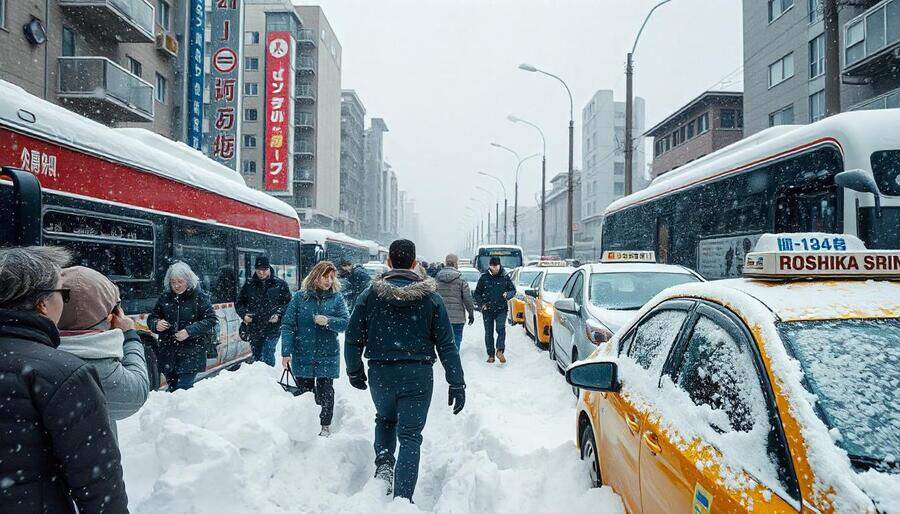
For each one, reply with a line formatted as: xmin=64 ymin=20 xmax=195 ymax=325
xmin=589 ymin=272 xmax=699 ymax=310
xmin=779 ymin=318 xmax=900 ymax=471
xmin=542 ymin=273 xmax=570 ymax=292
xmin=516 ymin=271 xmax=540 ymax=286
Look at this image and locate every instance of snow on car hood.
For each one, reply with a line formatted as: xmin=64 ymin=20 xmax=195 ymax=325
xmin=584 ymin=304 xmax=640 ymax=332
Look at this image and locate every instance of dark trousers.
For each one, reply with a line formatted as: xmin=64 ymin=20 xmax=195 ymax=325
xmin=250 ymin=333 xmax=278 ymax=366
xmin=294 ymin=376 xmax=335 ymax=426
xmin=369 ymin=363 xmax=434 ymax=501
xmin=451 ymin=323 xmax=464 ymax=351
xmin=165 ymin=372 xmax=197 ymax=392
xmin=482 ymin=309 xmax=507 ymax=356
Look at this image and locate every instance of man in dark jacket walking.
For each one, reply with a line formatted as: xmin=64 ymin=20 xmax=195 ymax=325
xmin=0 ymin=246 xmax=129 ymax=514
xmin=345 ymin=239 xmax=466 ymax=502
xmin=236 ymin=256 xmax=292 ymax=366
xmin=434 ymin=254 xmax=475 ymax=351
xmin=338 ymin=258 xmax=371 ymax=309
xmin=474 ymin=257 xmax=517 ymax=363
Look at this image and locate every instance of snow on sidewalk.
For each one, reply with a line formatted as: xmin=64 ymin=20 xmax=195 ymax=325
xmin=118 ymin=316 xmax=624 ymax=514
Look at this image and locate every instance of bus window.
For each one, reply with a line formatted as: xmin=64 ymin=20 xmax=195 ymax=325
xmin=174 ymin=223 xmax=235 ymax=304
xmin=656 ymin=218 xmax=671 ymax=264
xmin=775 ymin=188 xmax=838 ymax=233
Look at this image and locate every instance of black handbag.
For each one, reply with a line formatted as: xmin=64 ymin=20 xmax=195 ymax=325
xmin=238 ymin=321 xmax=251 ymax=342
xmin=278 ymin=364 xmax=302 ymax=395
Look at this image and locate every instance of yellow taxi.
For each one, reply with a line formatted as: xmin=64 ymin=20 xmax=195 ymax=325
xmin=566 ymin=234 xmax=900 ymax=513
xmin=523 ymin=262 xmax=575 ymax=346
xmin=507 ymin=266 xmax=543 ymax=325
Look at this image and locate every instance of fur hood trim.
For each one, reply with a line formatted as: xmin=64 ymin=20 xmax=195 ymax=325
xmin=372 ymin=271 xmax=437 ymax=303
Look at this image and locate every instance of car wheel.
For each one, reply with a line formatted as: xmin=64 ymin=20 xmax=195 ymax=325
xmin=580 ymin=423 xmax=602 ymax=488
xmin=570 ymin=349 xmax=580 ymax=396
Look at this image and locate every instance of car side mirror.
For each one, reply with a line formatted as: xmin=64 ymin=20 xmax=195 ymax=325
xmin=554 ymin=298 xmax=578 ymax=314
xmin=836 ymin=169 xmax=881 ymax=214
xmin=525 ymin=288 xmax=538 ymax=298
xmin=565 ymin=361 xmax=620 ymax=393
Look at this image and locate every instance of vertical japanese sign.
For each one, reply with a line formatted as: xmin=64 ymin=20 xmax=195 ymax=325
xmin=264 ymin=32 xmax=293 ymax=192
xmin=186 ymin=0 xmax=205 ymax=149
xmin=206 ymin=0 xmax=242 ymax=170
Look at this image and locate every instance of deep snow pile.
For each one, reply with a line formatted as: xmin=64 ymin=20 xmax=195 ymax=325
xmin=118 ymin=318 xmax=624 ymax=514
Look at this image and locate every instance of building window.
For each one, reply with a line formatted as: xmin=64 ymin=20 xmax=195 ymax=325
xmin=243 ymin=82 xmax=258 ymax=96
xmin=244 ymin=108 xmax=258 ymax=122
xmin=614 ymin=181 xmax=624 ymax=195
xmin=242 ymin=160 xmax=257 ymax=174
xmin=155 ymin=73 xmax=166 ymax=103
xmin=679 ymin=125 xmax=687 ymax=142
xmin=243 ymin=134 xmax=257 ymax=148
xmin=614 ymin=162 xmax=624 ymax=176
xmin=768 ymin=52 xmax=794 ymax=88
xmin=655 ymin=140 xmax=663 ymax=156
xmin=808 ymin=0 xmax=821 ymax=23
xmin=244 ymin=31 xmax=260 ymax=45
xmin=0 ymin=0 xmax=7 ymax=29
xmin=156 ymin=1 xmax=171 ymax=31
xmin=809 ymin=90 xmax=825 ymax=122
xmin=809 ymin=34 xmax=825 ymax=79
xmin=127 ymin=57 xmax=142 ymax=78
xmin=768 ymin=104 xmax=794 ymax=126
xmin=720 ymin=109 xmax=742 ymax=129
xmin=845 ymin=20 xmax=866 ymax=65
xmin=697 ymin=112 xmax=710 ymax=133
xmin=768 ymin=0 xmax=794 ymax=22
xmin=62 ymin=27 xmax=76 ymax=57
xmin=244 ymin=57 xmax=259 ymax=71
xmin=687 ymin=120 xmax=695 ymax=138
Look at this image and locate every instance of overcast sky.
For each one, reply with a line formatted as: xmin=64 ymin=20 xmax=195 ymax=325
xmin=298 ymin=0 xmax=743 ymax=259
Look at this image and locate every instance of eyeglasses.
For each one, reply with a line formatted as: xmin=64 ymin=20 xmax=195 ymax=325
xmin=35 ymin=288 xmax=71 ymax=303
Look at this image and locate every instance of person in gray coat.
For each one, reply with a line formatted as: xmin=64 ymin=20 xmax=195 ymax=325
xmin=57 ymin=266 xmax=150 ymax=439
xmin=434 ymin=254 xmax=475 ymax=351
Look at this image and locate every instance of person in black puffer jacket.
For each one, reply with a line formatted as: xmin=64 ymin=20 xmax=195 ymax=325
xmin=473 ymin=257 xmax=517 ymax=364
xmin=0 ymin=246 xmax=129 ymax=514
xmin=148 ymin=261 xmax=218 ymax=391
xmin=235 ymin=255 xmax=292 ymax=366
xmin=338 ymin=259 xmax=371 ymax=310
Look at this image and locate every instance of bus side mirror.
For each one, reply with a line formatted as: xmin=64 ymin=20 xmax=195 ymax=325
xmin=1 ymin=167 xmax=42 ymax=245
xmin=836 ymin=169 xmax=881 ymax=214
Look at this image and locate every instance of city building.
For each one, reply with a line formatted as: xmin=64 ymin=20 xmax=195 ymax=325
xmin=646 ymin=91 xmax=744 ymax=178
xmin=363 ymin=117 xmax=388 ymax=240
xmin=340 ymin=89 xmax=365 ymax=236
xmin=580 ymin=90 xmax=648 ymax=252
xmin=544 ymin=170 xmax=582 ymax=259
xmin=0 ymin=0 xmax=187 ymax=138
xmin=742 ymin=0 xmax=899 ymax=136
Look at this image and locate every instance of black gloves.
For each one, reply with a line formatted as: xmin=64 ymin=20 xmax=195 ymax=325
xmin=468 ymin=314 xmax=475 ymax=325
xmin=448 ymin=385 xmax=466 ymax=415
xmin=348 ymin=367 xmax=368 ymax=390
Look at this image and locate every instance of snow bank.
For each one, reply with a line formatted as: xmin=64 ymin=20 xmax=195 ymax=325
xmin=119 ymin=319 xmax=624 ymax=513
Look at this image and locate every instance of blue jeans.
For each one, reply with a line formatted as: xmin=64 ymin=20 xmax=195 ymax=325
xmin=165 ymin=372 xmax=197 ymax=392
xmin=451 ymin=323 xmax=464 ymax=351
xmin=369 ymin=363 xmax=433 ymax=501
xmin=252 ymin=333 xmax=278 ymax=366
xmin=482 ymin=309 xmax=507 ymax=356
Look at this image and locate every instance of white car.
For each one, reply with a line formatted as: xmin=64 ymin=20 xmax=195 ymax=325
xmin=458 ymin=266 xmax=481 ymax=292
xmin=362 ymin=261 xmax=389 ymax=278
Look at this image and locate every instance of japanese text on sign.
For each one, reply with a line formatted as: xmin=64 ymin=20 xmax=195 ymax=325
xmin=264 ymin=32 xmax=293 ymax=192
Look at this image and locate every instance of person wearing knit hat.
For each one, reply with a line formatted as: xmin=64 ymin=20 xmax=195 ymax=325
xmin=57 ymin=266 xmax=150 ymax=439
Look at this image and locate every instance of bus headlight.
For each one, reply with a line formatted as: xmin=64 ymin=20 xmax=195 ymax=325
xmin=585 ymin=319 xmax=613 ymax=346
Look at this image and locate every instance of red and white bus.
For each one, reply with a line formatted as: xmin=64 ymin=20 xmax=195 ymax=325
xmin=0 ymin=80 xmax=302 ymax=389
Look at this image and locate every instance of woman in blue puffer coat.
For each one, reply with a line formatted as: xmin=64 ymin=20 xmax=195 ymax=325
xmin=281 ymin=261 xmax=349 ymax=437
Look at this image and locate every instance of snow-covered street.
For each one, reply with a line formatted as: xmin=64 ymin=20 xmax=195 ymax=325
xmin=118 ymin=316 xmax=624 ymax=513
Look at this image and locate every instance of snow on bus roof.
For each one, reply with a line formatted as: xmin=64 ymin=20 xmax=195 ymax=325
xmin=300 ymin=228 xmax=369 ymax=249
xmin=605 ymin=109 xmax=900 ymax=215
xmin=0 ymin=80 xmax=298 ymax=222
xmin=476 ymin=244 xmax=523 ymax=251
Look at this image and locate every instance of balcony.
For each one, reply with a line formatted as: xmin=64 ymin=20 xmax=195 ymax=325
xmin=842 ymin=0 xmax=900 ymax=77
xmin=294 ymin=112 xmax=315 ymax=130
xmin=59 ymin=0 xmax=155 ymax=43
xmin=297 ymin=55 xmax=316 ymax=74
xmin=295 ymin=84 xmax=315 ymax=102
xmin=57 ymin=57 xmax=154 ymax=122
xmin=298 ymin=28 xmax=316 ymax=46
xmin=294 ymin=140 xmax=315 ymax=157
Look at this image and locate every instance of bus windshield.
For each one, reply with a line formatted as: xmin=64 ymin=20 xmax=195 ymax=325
xmin=475 ymin=247 xmax=523 ymax=272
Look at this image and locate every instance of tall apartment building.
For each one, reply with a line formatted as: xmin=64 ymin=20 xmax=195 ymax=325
xmin=340 ymin=89 xmax=365 ymax=236
xmin=743 ymin=0 xmax=899 ymax=136
xmin=646 ymin=91 xmax=744 ymax=178
xmin=544 ymin=171 xmax=582 ymax=258
xmin=0 ymin=0 xmax=187 ymax=139
xmin=580 ymin=90 xmax=648 ymax=248
xmin=389 ymin=168 xmax=399 ymax=239
xmin=362 ymin=117 xmax=388 ymax=239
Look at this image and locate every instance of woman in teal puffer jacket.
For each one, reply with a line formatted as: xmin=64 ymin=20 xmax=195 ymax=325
xmin=281 ymin=261 xmax=349 ymax=437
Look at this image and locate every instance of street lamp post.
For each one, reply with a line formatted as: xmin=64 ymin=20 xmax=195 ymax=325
xmin=518 ymin=63 xmax=575 ymax=259
xmin=490 ymin=143 xmax=540 ymax=249
xmin=476 ymin=185 xmax=500 ymax=244
xmin=478 ymin=171 xmax=509 ymax=244
xmin=505 ymin=115 xmax=547 ymax=254
xmin=625 ymin=0 xmax=672 ymax=196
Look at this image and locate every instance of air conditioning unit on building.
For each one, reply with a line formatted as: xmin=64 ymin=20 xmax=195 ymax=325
xmin=156 ymin=31 xmax=179 ymax=57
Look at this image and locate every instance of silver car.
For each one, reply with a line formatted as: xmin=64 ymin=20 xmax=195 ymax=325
xmin=550 ymin=262 xmax=703 ymax=378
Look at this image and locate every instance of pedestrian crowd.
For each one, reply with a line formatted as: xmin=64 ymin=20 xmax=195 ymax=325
xmin=0 ymin=239 xmax=518 ymax=510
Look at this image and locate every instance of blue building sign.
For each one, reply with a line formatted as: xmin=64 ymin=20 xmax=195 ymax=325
xmin=187 ymin=0 xmax=205 ymax=149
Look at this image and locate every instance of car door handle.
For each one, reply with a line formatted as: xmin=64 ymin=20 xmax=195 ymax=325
xmin=625 ymin=413 xmax=640 ymax=434
xmin=643 ymin=431 xmax=662 ymax=455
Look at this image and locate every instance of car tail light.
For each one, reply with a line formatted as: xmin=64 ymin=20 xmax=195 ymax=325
xmin=585 ymin=320 xmax=613 ymax=346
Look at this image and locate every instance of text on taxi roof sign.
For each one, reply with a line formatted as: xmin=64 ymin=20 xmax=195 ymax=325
xmin=601 ymin=250 xmax=656 ymax=263
xmin=753 ymin=233 xmax=866 ymax=253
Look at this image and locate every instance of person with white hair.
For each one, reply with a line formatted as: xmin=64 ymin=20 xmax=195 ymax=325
xmin=148 ymin=261 xmax=218 ymax=391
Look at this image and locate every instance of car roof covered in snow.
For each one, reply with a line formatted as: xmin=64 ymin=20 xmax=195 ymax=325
xmin=0 ymin=80 xmax=298 ymax=222
xmin=582 ymin=262 xmax=700 ymax=276
xmin=656 ymin=278 xmax=900 ymax=322
xmin=301 ymin=229 xmax=370 ymax=249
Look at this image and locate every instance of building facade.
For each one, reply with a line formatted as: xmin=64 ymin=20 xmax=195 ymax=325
xmin=340 ymin=89 xmax=365 ymax=236
xmin=544 ymin=170 xmax=582 ymax=258
xmin=0 ymin=0 xmax=187 ymax=138
xmin=647 ymin=91 xmax=744 ymax=178
xmin=580 ymin=90 xmax=648 ymax=252
xmin=362 ymin=117 xmax=388 ymax=240
xmin=742 ymin=0 xmax=899 ymax=136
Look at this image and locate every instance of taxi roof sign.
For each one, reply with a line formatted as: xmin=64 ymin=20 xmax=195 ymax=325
xmin=744 ymin=250 xmax=900 ymax=279
xmin=601 ymin=250 xmax=656 ymax=263
xmin=754 ymin=233 xmax=866 ymax=253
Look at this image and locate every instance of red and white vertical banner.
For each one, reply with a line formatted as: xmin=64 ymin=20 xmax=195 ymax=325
xmin=264 ymin=31 xmax=293 ymax=193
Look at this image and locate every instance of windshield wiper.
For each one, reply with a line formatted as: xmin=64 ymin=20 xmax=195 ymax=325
xmin=606 ymin=306 xmax=643 ymax=311
xmin=848 ymin=453 xmax=898 ymax=473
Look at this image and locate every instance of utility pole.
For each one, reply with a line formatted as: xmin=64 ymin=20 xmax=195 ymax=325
xmin=495 ymin=201 xmax=500 ymax=243
xmin=503 ymin=197 xmax=508 ymax=244
xmin=625 ymin=52 xmax=634 ymax=196
xmin=541 ymin=154 xmax=546 ymax=256
xmin=487 ymin=211 xmax=492 ymax=244
xmin=566 ymin=118 xmax=574 ymax=260
xmin=823 ymin=0 xmax=841 ymax=116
